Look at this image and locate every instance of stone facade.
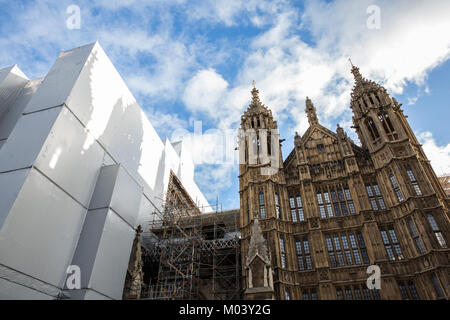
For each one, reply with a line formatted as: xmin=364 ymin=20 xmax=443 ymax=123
xmin=238 ymin=66 xmax=450 ymax=300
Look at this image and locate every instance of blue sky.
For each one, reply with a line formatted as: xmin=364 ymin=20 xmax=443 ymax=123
xmin=1 ymin=0 xmax=449 ymax=210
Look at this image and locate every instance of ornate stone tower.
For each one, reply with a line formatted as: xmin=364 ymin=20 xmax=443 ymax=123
xmin=350 ymin=64 xmax=448 ymax=206
xmin=348 ymin=65 xmax=450 ymax=298
xmin=238 ymin=84 xmax=289 ymax=299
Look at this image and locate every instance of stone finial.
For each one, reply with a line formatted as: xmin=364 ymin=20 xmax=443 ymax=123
xmin=336 ymin=123 xmax=344 ymax=134
xmin=305 ymin=97 xmax=319 ymax=126
xmin=247 ymin=83 xmax=266 ymax=112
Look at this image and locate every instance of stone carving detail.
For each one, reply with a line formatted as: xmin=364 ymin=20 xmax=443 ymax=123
xmin=309 ymin=217 xmax=319 ymax=228
xmin=363 ymin=211 xmax=373 ymax=221
xmin=318 ymin=268 xmax=329 ymax=281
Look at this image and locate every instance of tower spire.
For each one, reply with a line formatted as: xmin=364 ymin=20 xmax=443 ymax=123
xmin=249 ymin=82 xmax=265 ymax=110
xmin=351 ymin=64 xmax=364 ymax=85
xmin=350 ymin=64 xmax=382 ymax=102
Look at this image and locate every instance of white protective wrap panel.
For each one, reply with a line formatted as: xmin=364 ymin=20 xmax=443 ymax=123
xmin=88 ymin=165 xmax=120 ymax=210
xmin=109 ymin=166 xmax=143 ymax=228
xmin=0 ymin=278 xmax=54 ymax=300
xmin=0 ymin=168 xmax=86 ymax=288
xmin=68 ymin=208 xmax=107 ymax=290
xmin=64 ymin=288 xmax=111 ymax=300
xmin=0 ymin=65 xmax=29 ymax=118
xmin=34 ymin=107 xmax=105 ymax=208
xmin=0 ymin=78 xmax=42 ymax=141
xmin=24 ymin=43 xmax=96 ymax=114
xmin=0 ymin=106 xmax=61 ymax=173
xmin=0 ymin=168 xmax=30 ymax=228
xmin=87 ymin=164 xmax=143 ymax=227
xmin=0 ymin=264 xmax=60 ymax=299
xmin=88 ymin=208 xmax=135 ymax=300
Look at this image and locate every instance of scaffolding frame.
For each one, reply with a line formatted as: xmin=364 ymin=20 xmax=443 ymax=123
xmin=141 ymin=202 xmax=241 ymax=300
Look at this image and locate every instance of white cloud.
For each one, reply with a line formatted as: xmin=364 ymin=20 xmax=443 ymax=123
xmin=187 ymin=0 xmax=286 ymax=27
xmin=418 ymin=132 xmax=450 ymax=176
xmin=183 ymin=69 xmax=229 ymax=115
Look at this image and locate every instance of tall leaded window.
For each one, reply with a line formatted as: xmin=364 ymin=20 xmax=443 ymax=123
xmin=336 ymin=287 xmax=344 ymax=300
xmin=316 ymin=184 xmax=355 ymax=219
xmin=302 ymin=288 xmax=318 ymax=300
xmin=345 ymin=287 xmax=353 ymax=300
xmin=259 ymin=191 xmax=266 ymax=219
xmin=389 ymin=171 xmax=404 ymax=202
xmin=289 ymin=196 xmax=296 ymax=221
xmin=362 ymin=287 xmax=371 ymax=300
xmin=356 ymin=232 xmax=370 ymax=264
xmin=398 ymin=281 xmax=408 ymax=299
xmin=405 ymin=165 xmax=422 ymax=196
xmin=326 ymin=231 xmax=369 ymax=267
xmin=430 ymin=273 xmax=444 ymax=298
xmin=317 ymin=191 xmax=328 ymax=219
xmin=296 ymin=238 xmax=312 ymax=271
xmin=279 ymin=237 xmax=287 ymax=268
xmin=427 ymin=213 xmax=447 ymax=248
xmin=365 ymin=183 xmax=386 ymax=210
xmin=353 ymin=286 xmax=362 ymax=300
xmin=398 ymin=280 xmax=420 ymax=300
xmin=275 ymin=193 xmax=281 ymax=219
xmin=289 ymin=195 xmax=305 ymax=222
xmin=408 ymin=281 xmax=420 ymax=300
xmin=407 ymin=218 xmax=426 ymax=254
xmin=372 ymin=289 xmax=381 ymax=300
xmin=378 ymin=112 xmax=398 ymax=140
xmin=365 ymin=117 xmax=380 ymax=142
xmin=284 ymin=288 xmax=290 ymax=300
xmin=380 ymin=227 xmax=404 ymax=260
xmin=336 ymin=285 xmax=379 ymax=300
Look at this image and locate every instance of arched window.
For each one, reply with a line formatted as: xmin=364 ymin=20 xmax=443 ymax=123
xmin=365 ymin=117 xmax=380 ymax=142
xmin=378 ymin=112 xmax=397 ymax=140
xmin=244 ymin=139 xmax=248 ymax=162
xmin=375 ymin=94 xmax=381 ymax=105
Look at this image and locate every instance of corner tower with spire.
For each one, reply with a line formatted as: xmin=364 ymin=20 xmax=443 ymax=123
xmin=349 ymin=64 xmax=448 ymax=201
xmin=238 ymin=83 xmax=289 ymax=300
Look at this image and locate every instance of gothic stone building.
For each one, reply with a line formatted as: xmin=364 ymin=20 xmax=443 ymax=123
xmin=238 ymin=65 xmax=450 ymax=300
